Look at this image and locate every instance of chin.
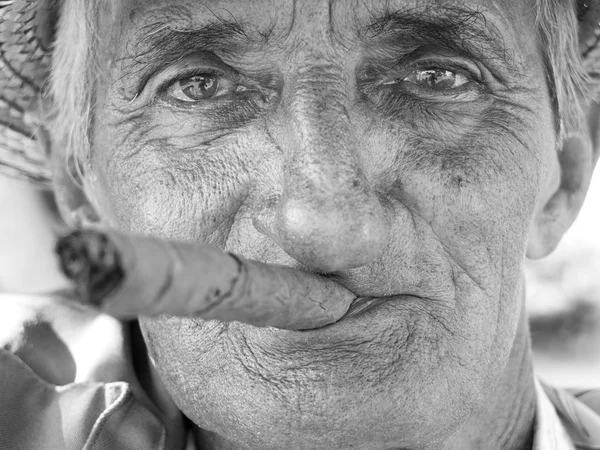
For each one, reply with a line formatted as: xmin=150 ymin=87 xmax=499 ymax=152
xmin=139 ymin=303 xmax=490 ymax=450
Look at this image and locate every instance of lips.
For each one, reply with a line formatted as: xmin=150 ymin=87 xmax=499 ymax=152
xmin=344 ymin=296 xmax=389 ymax=318
xmin=299 ymin=294 xmax=397 ymax=331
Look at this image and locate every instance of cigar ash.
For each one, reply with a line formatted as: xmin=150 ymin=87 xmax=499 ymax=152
xmin=55 ymin=230 xmax=125 ymax=307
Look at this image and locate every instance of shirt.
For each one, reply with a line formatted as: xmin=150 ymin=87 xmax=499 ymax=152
xmin=535 ymin=380 xmax=600 ymax=450
xmin=1 ymin=293 xmax=599 ymax=450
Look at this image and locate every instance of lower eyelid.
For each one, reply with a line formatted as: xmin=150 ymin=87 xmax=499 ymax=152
xmin=384 ymin=81 xmax=483 ymax=103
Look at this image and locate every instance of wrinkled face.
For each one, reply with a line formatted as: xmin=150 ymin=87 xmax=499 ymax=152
xmin=86 ymin=0 xmax=556 ymax=448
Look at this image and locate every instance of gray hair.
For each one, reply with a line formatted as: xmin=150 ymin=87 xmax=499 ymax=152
xmin=49 ymin=0 xmax=591 ymax=181
xmin=49 ymin=0 xmax=99 ymax=183
xmin=534 ymin=0 xmax=589 ymax=138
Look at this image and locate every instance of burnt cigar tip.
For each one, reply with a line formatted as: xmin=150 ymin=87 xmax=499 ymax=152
xmin=55 ymin=230 xmax=124 ymax=306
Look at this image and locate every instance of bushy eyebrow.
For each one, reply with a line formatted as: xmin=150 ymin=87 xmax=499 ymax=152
xmin=357 ymin=5 xmax=515 ymax=70
xmin=132 ymin=18 xmax=266 ymax=58
xmin=119 ymin=16 xmax=266 ymax=88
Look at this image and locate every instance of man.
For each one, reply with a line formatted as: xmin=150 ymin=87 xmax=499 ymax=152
xmin=1 ymin=0 xmax=600 ymax=449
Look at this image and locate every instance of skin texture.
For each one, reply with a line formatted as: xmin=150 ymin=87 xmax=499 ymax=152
xmin=52 ymin=0 xmax=597 ymax=449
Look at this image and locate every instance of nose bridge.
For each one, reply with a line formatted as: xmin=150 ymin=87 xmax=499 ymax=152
xmin=287 ymin=64 xmax=361 ymax=193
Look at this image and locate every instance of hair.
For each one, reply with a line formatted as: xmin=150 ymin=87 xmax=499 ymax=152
xmin=533 ymin=0 xmax=590 ymax=139
xmin=48 ymin=0 xmax=592 ymax=181
xmin=49 ymin=0 xmax=100 ymax=184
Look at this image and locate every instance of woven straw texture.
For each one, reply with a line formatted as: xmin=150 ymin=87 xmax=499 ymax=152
xmin=0 ymin=0 xmax=51 ymax=186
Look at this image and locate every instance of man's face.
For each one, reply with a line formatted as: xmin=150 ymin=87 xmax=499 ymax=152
xmin=85 ymin=0 xmax=556 ymax=448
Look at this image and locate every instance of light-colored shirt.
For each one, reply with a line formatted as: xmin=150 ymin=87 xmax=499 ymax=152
xmin=534 ymin=379 xmax=600 ymax=449
xmin=1 ymin=293 xmax=599 ymax=450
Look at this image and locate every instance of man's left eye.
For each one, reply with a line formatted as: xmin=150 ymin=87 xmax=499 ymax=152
xmin=404 ymin=68 xmax=470 ymax=90
xmin=383 ymin=67 xmax=473 ymax=92
xmin=166 ymin=73 xmax=242 ymax=102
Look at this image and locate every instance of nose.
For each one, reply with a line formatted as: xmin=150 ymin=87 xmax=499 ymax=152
xmin=254 ymin=66 xmax=390 ymax=273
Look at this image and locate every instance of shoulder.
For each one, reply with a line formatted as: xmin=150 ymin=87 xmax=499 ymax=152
xmin=569 ymin=388 xmax=600 ymax=416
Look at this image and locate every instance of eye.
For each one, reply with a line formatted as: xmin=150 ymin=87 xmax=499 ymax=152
xmin=165 ymin=72 xmax=243 ymax=102
xmin=404 ymin=68 xmax=470 ymax=90
xmin=382 ymin=64 xmax=478 ymax=94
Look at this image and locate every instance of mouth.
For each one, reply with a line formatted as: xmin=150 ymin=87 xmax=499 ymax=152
xmin=292 ymin=269 xmax=408 ymax=329
xmin=344 ymin=296 xmax=390 ymax=317
xmin=296 ymin=293 xmax=402 ymax=332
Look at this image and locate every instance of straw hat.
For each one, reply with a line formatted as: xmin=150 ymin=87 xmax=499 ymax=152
xmin=1 ymin=0 xmax=599 ymax=186
xmin=0 ymin=0 xmax=54 ymax=185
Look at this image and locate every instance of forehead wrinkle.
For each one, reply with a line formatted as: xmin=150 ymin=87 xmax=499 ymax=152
xmin=119 ymin=1 xmax=514 ymax=60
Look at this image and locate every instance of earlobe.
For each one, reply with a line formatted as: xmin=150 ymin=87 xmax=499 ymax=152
xmin=527 ymin=133 xmax=594 ymax=259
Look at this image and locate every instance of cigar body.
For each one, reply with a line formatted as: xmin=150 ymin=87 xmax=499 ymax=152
xmin=56 ymin=230 xmax=356 ymax=330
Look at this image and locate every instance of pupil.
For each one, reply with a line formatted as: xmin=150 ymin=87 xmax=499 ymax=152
xmin=181 ymin=75 xmax=217 ymax=99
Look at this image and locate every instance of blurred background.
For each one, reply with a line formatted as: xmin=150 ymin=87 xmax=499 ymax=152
xmin=527 ymin=168 xmax=600 ymax=388
xmin=0 ymin=170 xmax=599 ymax=388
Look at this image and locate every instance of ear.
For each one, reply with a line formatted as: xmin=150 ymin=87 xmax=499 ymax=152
xmin=527 ymin=1 xmax=600 ymax=259
xmin=526 ymin=132 xmax=595 ymax=259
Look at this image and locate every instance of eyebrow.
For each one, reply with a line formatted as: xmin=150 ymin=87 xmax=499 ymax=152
xmin=133 ymin=18 xmax=265 ymax=56
xmin=119 ymin=16 xmax=268 ymax=87
xmin=357 ymin=5 xmax=515 ymax=70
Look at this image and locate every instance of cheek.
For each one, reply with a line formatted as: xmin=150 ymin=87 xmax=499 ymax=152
xmin=386 ymin=107 xmax=551 ymax=353
xmin=87 ymin=128 xmax=266 ymax=244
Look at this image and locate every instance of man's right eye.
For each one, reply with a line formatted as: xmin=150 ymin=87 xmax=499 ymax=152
xmin=164 ymin=71 xmax=244 ymax=102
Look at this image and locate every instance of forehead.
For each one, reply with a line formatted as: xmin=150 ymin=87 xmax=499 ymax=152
xmin=105 ymin=0 xmax=535 ymax=61
xmin=119 ymin=0 xmax=529 ymax=27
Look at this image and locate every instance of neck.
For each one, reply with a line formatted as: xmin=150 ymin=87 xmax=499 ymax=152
xmin=444 ymin=303 xmax=537 ymax=450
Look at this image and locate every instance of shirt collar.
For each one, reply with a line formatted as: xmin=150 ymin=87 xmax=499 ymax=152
xmin=534 ymin=379 xmax=577 ymax=450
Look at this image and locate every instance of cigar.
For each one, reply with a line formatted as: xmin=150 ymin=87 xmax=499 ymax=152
xmin=55 ymin=229 xmax=356 ymax=330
